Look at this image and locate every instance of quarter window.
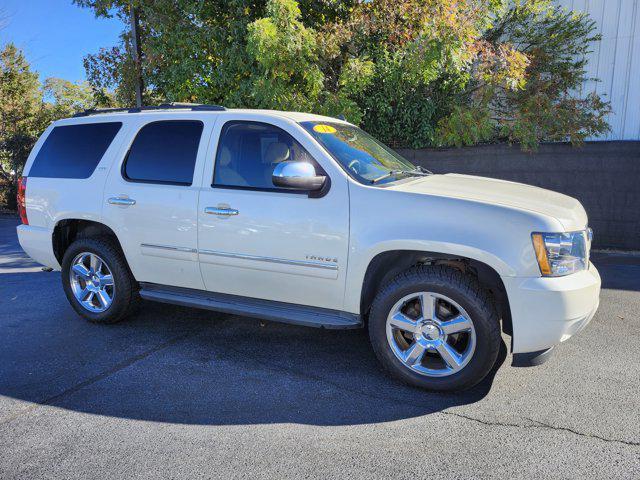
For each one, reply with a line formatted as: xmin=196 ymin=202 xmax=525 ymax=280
xmin=123 ymin=120 xmax=203 ymax=185
xmin=29 ymin=122 xmax=122 ymax=179
xmin=213 ymin=121 xmax=316 ymax=190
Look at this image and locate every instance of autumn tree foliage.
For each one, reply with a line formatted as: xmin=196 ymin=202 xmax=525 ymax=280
xmin=75 ymin=0 xmax=610 ymax=149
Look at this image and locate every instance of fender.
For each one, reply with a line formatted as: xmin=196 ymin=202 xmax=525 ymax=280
xmin=343 ymin=182 xmax=565 ymax=314
xmin=343 ymin=239 xmax=515 ymax=314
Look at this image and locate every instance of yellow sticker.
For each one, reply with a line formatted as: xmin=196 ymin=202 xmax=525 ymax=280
xmin=313 ymin=124 xmax=337 ymax=134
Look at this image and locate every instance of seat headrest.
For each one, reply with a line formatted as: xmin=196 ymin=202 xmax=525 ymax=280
xmin=218 ymin=146 xmax=232 ymax=166
xmin=264 ymin=142 xmax=290 ymax=164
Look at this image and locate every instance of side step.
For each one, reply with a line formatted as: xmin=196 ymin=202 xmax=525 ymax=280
xmin=139 ymin=283 xmax=362 ymax=330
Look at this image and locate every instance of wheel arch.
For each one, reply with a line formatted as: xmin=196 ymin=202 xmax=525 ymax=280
xmin=52 ymin=219 xmax=125 ymax=266
xmin=358 ymin=249 xmax=513 ymax=339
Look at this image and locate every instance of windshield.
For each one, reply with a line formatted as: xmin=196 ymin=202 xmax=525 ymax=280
xmin=300 ymin=121 xmax=418 ymax=185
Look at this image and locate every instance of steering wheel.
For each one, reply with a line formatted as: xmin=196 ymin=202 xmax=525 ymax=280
xmin=348 ymin=159 xmax=361 ymax=175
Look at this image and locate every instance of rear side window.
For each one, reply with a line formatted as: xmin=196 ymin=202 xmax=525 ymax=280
xmin=29 ymin=122 xmax=122 ymax=179
xmin=123 ymin=120 xmax=203 ymax=185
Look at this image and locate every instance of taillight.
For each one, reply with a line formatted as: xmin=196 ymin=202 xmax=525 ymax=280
xmin=17 ymin=176 xmax=28 ymax=225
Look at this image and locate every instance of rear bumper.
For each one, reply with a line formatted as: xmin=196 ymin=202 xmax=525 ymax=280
xmin=16 ymin=224 xmax=60 ymax=270
xmin=503 ymin=263 xmax=601 ymax=355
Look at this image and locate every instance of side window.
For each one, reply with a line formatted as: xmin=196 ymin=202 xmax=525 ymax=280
xmin=123 ymin=120 xmax=203 ymax=185
xmin=213 ymin=121 xmax=316 ymax=190
xmin=29 ymin=122 xmax=122 ymax=179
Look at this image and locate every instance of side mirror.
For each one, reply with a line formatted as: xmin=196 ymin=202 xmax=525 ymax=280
xmin=272 ymin=162 xmax=326 ymax=191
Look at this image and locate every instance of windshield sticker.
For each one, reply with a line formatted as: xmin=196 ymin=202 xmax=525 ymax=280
xmin=313 ymin=124 xmax=337 ymax=134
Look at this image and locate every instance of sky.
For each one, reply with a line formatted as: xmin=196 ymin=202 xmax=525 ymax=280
xmin=0 ymin=0 xmax=124 ymax=83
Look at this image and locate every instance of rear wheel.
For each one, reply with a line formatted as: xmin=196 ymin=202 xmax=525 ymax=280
xmin=61 ymin=236 xmax=139 ymax=324
xmin=369 ymin=265 xmax=501 ymax=392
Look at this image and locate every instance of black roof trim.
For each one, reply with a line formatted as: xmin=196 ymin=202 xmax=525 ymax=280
xmin=73 ymin=103 xmax=226 ymax=117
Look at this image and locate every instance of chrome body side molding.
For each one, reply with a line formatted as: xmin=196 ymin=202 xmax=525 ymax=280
xmin=140 ymin=243 xmax=197 ymax=253
xmin=138 ymin=244 xmax=339 ymax=278
xmin=140 ymin=243 xmax=198 ymax=262
xmin=198 ymin=249 xmax=339 ymax=271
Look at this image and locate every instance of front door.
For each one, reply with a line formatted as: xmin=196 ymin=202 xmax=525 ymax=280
xmin=102 ymin=117 xmax=211 ymax=290
xmin=197 ymin=116 xmax=349 ymax=310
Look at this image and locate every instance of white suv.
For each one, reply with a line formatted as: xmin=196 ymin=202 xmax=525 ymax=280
xmin=16 ymin=104 xmax=601 ymax=391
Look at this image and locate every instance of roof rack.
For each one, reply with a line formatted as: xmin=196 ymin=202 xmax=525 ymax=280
xmin=73 ymin=102 xmax=226 ymax=117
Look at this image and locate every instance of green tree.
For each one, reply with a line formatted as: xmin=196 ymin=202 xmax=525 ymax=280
xmin=244 ymin=0 xmax=372 ymax=121
xmin=75 ymin=0 xmax=610 ymax=150
xmin=43 ymin=77 xmax=110 ymax=116
xmin=74 ymin=0 xmax=267 ymax=106
xmin=0 ymin=43 xmax=41 ymax=209
xmin=246 ymin=0 xmax=323 ymax=110
xmin=0 ymin=43 xmax=110 ymax=209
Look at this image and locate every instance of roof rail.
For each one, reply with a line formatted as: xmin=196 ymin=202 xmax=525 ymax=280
xmin=73 ymin=102 xmax=226 ymax=117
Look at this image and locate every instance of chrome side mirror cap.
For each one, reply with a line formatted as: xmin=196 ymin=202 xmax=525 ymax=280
xmin=272 ymin=162 xmax=326 ymax=191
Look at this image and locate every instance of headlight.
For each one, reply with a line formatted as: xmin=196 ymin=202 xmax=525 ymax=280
xmin=531 ymin=229 xmax=592 ymax=277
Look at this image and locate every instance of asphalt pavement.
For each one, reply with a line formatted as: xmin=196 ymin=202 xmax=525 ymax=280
xmin=0 ymin=215 xmax=638 ymax=479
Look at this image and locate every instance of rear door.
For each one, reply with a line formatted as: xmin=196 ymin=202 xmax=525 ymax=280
xmin=102 ymin=115 xmax=213 ymax=289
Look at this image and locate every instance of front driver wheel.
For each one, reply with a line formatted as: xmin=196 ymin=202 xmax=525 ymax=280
xmin=369 ymin=265 xmax=501 ymax=392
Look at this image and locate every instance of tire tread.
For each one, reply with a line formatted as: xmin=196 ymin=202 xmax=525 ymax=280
xmin=61 ymin=236 xmax=139 ymax=324
xmin=369 ymin=265 xmax=501 ymax=391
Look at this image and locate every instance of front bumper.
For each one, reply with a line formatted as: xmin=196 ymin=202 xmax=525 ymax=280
xmin=502 ymin=263 xmax=601 ymax=355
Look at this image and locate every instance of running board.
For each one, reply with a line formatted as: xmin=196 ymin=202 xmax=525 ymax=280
xmin=138 ymin=283 xmax=362 ymax=330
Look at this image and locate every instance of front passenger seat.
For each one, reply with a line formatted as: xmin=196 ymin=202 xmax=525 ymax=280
xmin=263 ymin=142 xmax=290 ymax=185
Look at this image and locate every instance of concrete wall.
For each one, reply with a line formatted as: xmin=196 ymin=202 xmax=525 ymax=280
xmin=397 ymin=141 xmax=640 ymax=250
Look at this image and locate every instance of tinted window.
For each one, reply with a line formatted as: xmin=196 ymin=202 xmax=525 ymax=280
xmin=213 ymin=121 xmax=315 ymax=190
xmin=124 ymin=121 xmax=203 ymax=185
xmin=29 ymin=122 xmax=122 ymax=179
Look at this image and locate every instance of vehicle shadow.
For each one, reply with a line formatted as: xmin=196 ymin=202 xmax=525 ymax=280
xmin=0 ymin=273 xmax=506 ymax=426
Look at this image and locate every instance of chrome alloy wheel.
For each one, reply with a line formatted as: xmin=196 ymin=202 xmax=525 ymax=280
xmin=386 ymin=292 xmax=476 ymax=377
xmin=69 ymin=252 xmax=115 ymax=313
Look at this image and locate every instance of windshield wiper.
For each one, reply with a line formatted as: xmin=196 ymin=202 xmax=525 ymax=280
xmin=370 ymin=170 xmax=407 ymax=184
xmin=370 ymin=167 xmax=432 ymax=184
xmin=413 ymin=165 xmax=433 ymax=175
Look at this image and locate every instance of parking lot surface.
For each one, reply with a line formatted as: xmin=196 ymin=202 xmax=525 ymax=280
xmin=0 ymin=215 xmax=638 ymax=479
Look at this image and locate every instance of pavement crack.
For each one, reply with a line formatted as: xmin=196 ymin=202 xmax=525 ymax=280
xmin=0 ymin=332 xmax=194 ymax=425
xmin=215 ymin=341 xmax=640 ymax=448
xmin=2 ymin=329 xmax=637 ymax=449
xmin=212 ymin=345 xmax=640 ymax=447
xmin=439 ymin=410 xmax=640 ymax=447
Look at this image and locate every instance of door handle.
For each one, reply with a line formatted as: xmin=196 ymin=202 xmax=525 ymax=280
xmin=108 ymin=197 xmax=136 ymax=206
xmin=205 ymin=207 xmax=239 ymax=216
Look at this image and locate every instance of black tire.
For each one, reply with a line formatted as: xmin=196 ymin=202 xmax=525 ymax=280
xmin=368 ymin=265 xmax=501 ymax=392
xmin=61 ymin=236 xmax=139 ymax=324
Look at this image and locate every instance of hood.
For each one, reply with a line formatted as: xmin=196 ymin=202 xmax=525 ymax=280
xmin=390 ymin=174 xmax=588 ymax=231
